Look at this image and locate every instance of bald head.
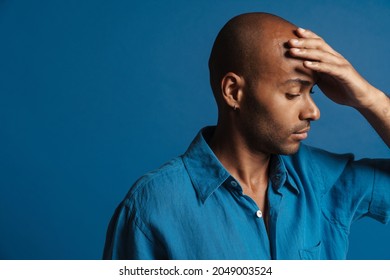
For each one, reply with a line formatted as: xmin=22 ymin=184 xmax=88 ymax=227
xmin=208 ymin=12 xmax=298 ymax=105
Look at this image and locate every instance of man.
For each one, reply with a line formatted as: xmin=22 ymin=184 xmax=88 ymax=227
xmin=103 ymin=12 xmax=390 ymax=259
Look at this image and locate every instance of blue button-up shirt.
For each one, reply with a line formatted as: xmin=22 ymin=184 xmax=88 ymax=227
xmin=103 ymin=127 xmax=390 ymax=259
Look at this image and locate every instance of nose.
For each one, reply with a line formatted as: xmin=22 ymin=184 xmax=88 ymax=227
xmin=299 ymin=95 xmax=320 ymax=121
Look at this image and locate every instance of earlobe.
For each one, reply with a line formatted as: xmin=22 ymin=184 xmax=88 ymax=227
xmin=221 ymin=72 xmax=244 ymax=110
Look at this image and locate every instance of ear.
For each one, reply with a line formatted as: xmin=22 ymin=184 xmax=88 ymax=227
xmin=220 ymin=72 xmax=245 ymax=110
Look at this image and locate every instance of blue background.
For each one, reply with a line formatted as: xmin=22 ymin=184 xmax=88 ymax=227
xmin=0 ymin=0 xmax=389 ymax=259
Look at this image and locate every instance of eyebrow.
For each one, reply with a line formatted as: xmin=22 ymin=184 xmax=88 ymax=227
xmin=282 ymin=78 xmax=313 ymax=87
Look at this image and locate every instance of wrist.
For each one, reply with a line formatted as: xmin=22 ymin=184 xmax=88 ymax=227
xmin=356 ymin=86 xmax=388 ymax=114
xmin=354 ymin=84 xmax=385 ymax=109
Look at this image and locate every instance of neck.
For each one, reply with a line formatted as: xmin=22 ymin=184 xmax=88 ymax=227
xmin=209 ymin=122 xmax=270 ymax=193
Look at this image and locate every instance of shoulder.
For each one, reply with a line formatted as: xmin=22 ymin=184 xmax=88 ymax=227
xmin=119 ymin=155 xmax=195 ymax=217
xmin=284 ymin=144 xmax=353 ymax=172
xmin=285 ymin=145 xmax=354 ymax=168
xmin=124 ymin=156 xmax=191 ymax=200
xmin=281 ymin=144 xmax=355 ymax=194
xmin=294 ymin=144 xmax=353 ymax=165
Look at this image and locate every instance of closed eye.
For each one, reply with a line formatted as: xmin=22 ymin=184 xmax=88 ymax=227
xmin=286 ymin=93 xmax=301 ymax=100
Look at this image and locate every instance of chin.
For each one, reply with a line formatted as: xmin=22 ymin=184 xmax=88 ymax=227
xmin=275 ymin=142 xmax=301 ymax=155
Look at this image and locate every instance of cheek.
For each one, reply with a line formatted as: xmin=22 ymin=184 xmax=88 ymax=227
xmin=241 ymin=88 xmax=297 ymax=132
xmin=259 ymin=102 xmax=289 ymax=125
xmin=261 ymin=106 xmax=299 ymax=139
xmin=248 ymin=106 xmax=287 ymax=138
xmin=266 ymin=96 xmax=302 ymax=123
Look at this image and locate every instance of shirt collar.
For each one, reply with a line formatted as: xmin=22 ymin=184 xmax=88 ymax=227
xmin=182 ymin=126 xmax=230 ymax=203
xmin=182 ymin=126 xmax=299 ymax=203
xmin=270 ymin=154 xmax=300 ymax=195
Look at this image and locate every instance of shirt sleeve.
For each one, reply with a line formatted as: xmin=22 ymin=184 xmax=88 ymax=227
xmin=367 ymin=159 xmax=390 ymax=223
xmin=321 ymin=157 xmax=390 ymax=230
xmin=102 ymin=199 xmax=165 ymax=260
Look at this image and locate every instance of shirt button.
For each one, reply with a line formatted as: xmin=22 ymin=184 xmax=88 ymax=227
xmin=256 ymin=210 xmax=263 ymax=218
xmin=230 ymin=181 xmax=238 ymax=187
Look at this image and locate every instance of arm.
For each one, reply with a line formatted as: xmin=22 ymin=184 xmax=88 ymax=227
xmin=357 ymin=90 xmax=390 ymax=148
xmin=288 ymin=28 xmax=390 ymax=148
xmin=103 ymin=201 xmax=165 ymax=260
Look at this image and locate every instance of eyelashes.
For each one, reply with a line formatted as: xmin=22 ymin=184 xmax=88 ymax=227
xmin=285 ymin=93 xmax=301 ymax=100
xmin=286 ymin=89 xmax=315 ymax=100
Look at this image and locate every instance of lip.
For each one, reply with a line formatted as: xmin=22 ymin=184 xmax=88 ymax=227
xmin=294 ymin=127 xmax=310 ymax=134
xmin=292 ymin=127 xmax=310 ymax=141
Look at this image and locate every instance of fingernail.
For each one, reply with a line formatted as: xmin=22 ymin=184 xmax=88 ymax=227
xmin=298 ymin=27 xmax=306 ymax=32
xmin=291 ymin=48 xmax=301 ymax=53
xmin=305 ymin=61 xmax=317 ymax=66
xmin=290 ymin=39 xmax=299 ymax=45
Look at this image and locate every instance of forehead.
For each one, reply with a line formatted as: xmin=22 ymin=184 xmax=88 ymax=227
xmin=255 ymin=26 xmax=317 ymax=84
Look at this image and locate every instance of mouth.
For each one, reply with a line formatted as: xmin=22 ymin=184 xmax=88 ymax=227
xmin=292 ymin=127 xmax=310 ymax=141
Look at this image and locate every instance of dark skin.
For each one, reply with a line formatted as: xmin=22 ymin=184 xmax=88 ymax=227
xmin=209 ymin=13 xmax=389 ymax=225
xmin=290 ymin=27 xmax=390 ymax=146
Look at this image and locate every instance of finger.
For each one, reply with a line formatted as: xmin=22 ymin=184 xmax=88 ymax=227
xmin=296 ymin=27 xmax=321 ymax=39
xmin=303 ymin=60 xmax=347 ymax=78
xmin=289 ymin=48 xmax=341 ymax=64
xmin=293 ymin=28 xmax=342 ymax=57
xmin=289 ymin=38 xmax=340 ymax=57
